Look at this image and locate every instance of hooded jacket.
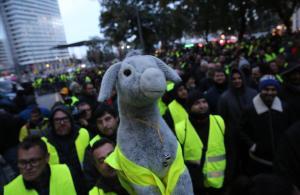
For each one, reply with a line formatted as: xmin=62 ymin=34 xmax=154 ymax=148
xmin=45 ymin=105 xmax=89 ymax=195
xmin=218 ymin=69 xmax=257 ymax=184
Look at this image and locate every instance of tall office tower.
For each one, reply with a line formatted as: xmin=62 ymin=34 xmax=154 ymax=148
xmin=0 ymin=11 xmax=14 ymax=71
xmin=0 ymin=0 xmax=69 ymax=72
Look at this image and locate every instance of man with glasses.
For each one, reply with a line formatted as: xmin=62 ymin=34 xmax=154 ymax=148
xmin=4 ymin=136 xmax=77 ymax=195
xmin=41 ymin=105 xmax=90 ymax=195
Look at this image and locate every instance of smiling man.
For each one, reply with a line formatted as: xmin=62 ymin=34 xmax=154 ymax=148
xmin=239 ymin=75 xmax=289 ymax=176
xmin=4 ymin=136 xmax=76 ymax=195
xmin=88 ymin=138 xmax=128 ymax=195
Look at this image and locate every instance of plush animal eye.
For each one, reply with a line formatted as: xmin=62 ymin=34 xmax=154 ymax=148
xmin=123 ymin=69 xmax=131 ymax=77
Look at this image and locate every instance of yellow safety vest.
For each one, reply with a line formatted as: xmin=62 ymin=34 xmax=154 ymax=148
xmin=19 ymin=118 xmax=49 ymax=142
xmin=42 ymin=128 xmax=90 ymax=165
xmin=89 ymin=135 xmax=102 ymax=147
xmin=168 ymin=100 xmax=188 ymax=126
xmin=175 ymin=115 xmax=226 ymax=189
xmin=4 ymin=164 xmax=77 ymax=195
xmin=89 ymin=186 xmax=117 ymax=195
xmin=264 ymin=53 xmax=277 ymax=62
xmin=158 ymin=82 xmax=175 ymax=116
xmin=105 ymin=144 xmax=186 ymax=195
xmin=71 ymin=96 xmax=79 ymax=106
xmin=158 ymin=98 xmax=168 ymax=116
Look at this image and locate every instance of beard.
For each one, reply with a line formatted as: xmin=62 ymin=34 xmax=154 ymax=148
xmin=190 ymin=109 xmax=210 ymax=120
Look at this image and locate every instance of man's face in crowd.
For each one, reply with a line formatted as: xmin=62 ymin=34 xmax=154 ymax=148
xmin=190 ymin=98 xmax=209 ymax=114
xmin=18 ymin=146 xmax=49 ymax=182
xmin=251 ymin=67 xmax=261 ymax=82
xmin=269 ymin=62 xmax=279 ymax=74
xmin=30 ymin=112 xmax=42 ymax=125
xmin=53 ymin=111 xmax=72 ymax=136
xmin=232 ymin=72 xmax=243 ymax=89
xmin=78 ymin=103 xmax=92 ymax=120
xmin=260 ymin=86 xmax=277 ymax=106
xmin=85 ymin=84 xmax=95 ymax=96
xmin=176 ymin=85 xmax=188 ymax=100
xmin=93 ymin=143 xmax=116 ymax=177
xmin=287 ymin=69 xmax=300 ymax=85
xmin=214 ymin=71 xmax=226 ymax=84
xmin=96 ymin=112 xmax=118 ymax=136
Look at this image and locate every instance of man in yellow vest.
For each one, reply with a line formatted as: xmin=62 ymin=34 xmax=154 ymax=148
xmin=19 ymin=107 xmax=49 ymax=142
xmin=175 ymin=91 xmax=226 ymax=194
xmin=88 ymin=138 xmax=128 ymax=195
xmin=42 ymin=105 xmax=90 ymax=194
xmin=83 ymin=104 xmax=119 ymax=189
xmin=163 ymin=82 xmax=189 ymax=130
xmin=4 ymin=136 xmax=77 ymax=195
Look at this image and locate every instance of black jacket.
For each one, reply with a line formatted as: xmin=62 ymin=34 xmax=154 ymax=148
xmin=239 ymin=95 xmax=289 ymax=167
xmin=47 ymin=106 xmax=88 ymax=195
xmin=275 ymin=121 xmax=300 ymax=189
xmin=218 ymin=70 xmax=257 ymax=184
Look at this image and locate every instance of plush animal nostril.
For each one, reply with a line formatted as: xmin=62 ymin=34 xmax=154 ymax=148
xmin=123 ymin=69 xmax=131 ymax=76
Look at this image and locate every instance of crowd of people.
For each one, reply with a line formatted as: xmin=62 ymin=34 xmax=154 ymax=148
xmin=0 ymin=32 xmax=300 ymax=195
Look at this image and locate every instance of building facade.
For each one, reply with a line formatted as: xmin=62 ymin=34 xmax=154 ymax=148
xmin=292 ymin=8 xmax=300 ymax=32
xmin=0 ymin=0 xmax=69 ymax=72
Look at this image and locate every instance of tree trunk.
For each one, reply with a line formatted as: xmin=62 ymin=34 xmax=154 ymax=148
xmin=238 ymin=4 xmax=247 ymax=41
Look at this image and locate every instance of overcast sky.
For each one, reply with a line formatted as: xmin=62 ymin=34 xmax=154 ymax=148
xmin=58 ymin=0 xmax=101 ymax=58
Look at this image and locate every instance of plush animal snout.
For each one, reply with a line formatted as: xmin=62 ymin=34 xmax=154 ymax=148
xmin=140 ymin=68 xmax=166 ymax=99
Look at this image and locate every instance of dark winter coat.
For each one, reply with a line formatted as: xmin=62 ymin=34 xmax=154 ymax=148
xmin=239 ymin=95 xmax=289 ymax=176
xmin=218 ymin=69 xmax=257 ymax=184
xmin=275 ymin=121 xmax=300 ymax=189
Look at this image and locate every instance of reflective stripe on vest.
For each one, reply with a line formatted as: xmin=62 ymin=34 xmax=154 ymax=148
xmin=4 ymin=164 xmax=77 ymax=195
xmin=175 ymin=115 xmax=226 ymax=189
xmin=89 ymin=135 xmax=102 ymax=147
xmin=168 ymin=100 xmax=188 ymax=126
xmin=42 ymin=128 xmax=90 ymax=165
xmin=105 ymin=144 xmax=186 ymax=195
xmin=203 ymin=115 xmax=226 ymax=188
xmin=89 ymin=186 xmax=117 ymax=195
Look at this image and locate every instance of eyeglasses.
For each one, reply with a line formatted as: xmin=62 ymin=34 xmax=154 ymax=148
xmin=53 ymin=116 xmax=70 ymax=124
xmin=18 ymin=157 xmax=43 ymax=168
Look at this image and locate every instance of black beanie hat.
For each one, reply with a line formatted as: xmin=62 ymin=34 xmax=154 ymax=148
xmin=186 ymin=90 xmax=206 ymax=110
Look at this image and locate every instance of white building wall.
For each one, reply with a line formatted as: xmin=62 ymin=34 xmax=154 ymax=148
xmin=0 ymin=0 xmax=69 ymax=69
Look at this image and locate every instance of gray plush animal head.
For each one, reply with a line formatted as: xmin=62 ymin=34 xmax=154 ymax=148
xmin=98 ymin=52 xmax=181 ymax=107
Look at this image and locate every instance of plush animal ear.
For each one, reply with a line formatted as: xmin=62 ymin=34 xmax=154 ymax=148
xmin=98 ymin=62 xmax=121 ymax=102
xmin=151 ymin=56 xmax=181 ymax=83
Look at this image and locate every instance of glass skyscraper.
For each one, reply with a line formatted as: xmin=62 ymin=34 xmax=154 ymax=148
xmin=0 ymin=0 xmax=69 ymax=71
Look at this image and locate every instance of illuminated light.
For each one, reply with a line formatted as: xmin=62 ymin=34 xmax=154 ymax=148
xmin=220 ymin=34 xmax=225 ymax=40
xmin=219 ymin=39 xmax=225 ymax=45
xmin=184 ymin=43 xmax=194 ymax=48
xmin=81 ymin=64 xmax=86 ymax=68
xmin=45 ymin=64 xmax=50 ymax=68
xmin=121 ymin=45 xmax=125 ymax=50
xmin=198 ymin=43 xmax=203 ymax=48
xmin=126 ymin=45 xmax=130 ymax=49
xmin=228 ymin=27 xmax=231 ymax=30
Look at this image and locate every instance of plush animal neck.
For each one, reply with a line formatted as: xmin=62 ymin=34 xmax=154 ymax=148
xmin=118 ymin=99 xmax=160 ymax=121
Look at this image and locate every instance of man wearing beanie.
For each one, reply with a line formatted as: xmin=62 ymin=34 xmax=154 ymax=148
xmin=41 ymin=105 xmax=90 ymax=194
xmin=173 ymin=90 xmax=226 ymax=195
xmin=239 ymin=75 xmax=289 ymax=176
